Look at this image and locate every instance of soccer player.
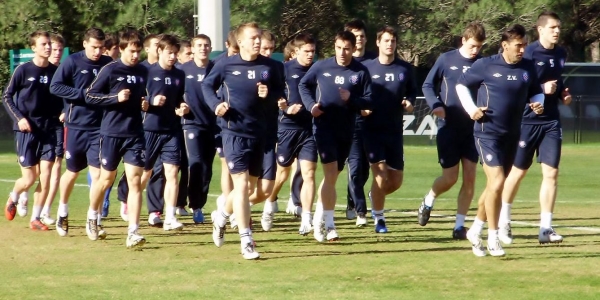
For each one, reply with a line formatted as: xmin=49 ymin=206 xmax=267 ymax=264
xmin=3 ymin=30 xmax=59 ymax=230
xmin=203 ymin=22 xmax=284 ymax=260
xmin=50 ymin=28 xmax=113 ymax=237
xmin=499 ymin=12 xmax=570 ymax=245
xmin=456 ymin=24 xmax=544 ymax=257
xmin=49 ymin=34 xmax=65 ymax=66
xmin=103 ymin=33 xmax=120 ymax=60
xmin=140 ymin=34 xmax=187 ymax=231
xmin=299 ymin=30 xmax=372 ymax=242
xmin=85 ymin=29 xmax=149 ymax=248
xmin=419 ymin=22 xmax=486 ymax=239
xmin=180 ymin=34 xmax=216 ymax=223
xmin=260 ymin=33 xmax=318 ymax=234
xmin=363 ymin=26 xmax=417 ymax=233
xmin=344 ymin=19 xmax=377 ymax=224
xmin=177 ymin=40 xmax=193 ymax=66
xmin=283 ymin=40 xmax=297 ymax=62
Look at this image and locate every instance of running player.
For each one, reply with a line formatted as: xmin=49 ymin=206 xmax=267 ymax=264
xmin=103 ymin=33 xmax=120 ymax=60
xmin=176 ymin=40 xmax=193 ymax=66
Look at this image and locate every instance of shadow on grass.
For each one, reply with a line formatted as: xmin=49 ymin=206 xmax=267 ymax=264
xmin=259 ymin=246 xmax=468 ymax=260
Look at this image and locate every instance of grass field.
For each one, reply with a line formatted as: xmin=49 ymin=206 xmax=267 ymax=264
xmin=0 ymin=144 xmax=599 ymax=299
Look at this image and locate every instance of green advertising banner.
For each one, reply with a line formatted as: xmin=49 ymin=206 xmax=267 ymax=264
xmin=9 ymin=48 xmax=70 ymax=73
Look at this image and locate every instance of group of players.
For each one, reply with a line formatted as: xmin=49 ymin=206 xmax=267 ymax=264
xmin=2 ymin=10 xmax=569 ymax=260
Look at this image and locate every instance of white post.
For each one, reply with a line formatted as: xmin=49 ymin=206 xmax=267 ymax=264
xmin=198 ymin=0 xmax=230 ymax=51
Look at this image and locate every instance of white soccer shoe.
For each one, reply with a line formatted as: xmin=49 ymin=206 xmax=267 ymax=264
xmin=356 ymin=214 xmax=367 ymax=227
xmin=539 ymin=227 xmax=563 ymax=244
xmin=326 ymin=227 xmax=339 ymax=242
xmin=299 ymin=221 xmax=312 ymax=236
xmin=40 ymin=214 xmax=56 ymax=226
xmin=211 ymin=210 xmax=226 ymax=247
xmin=126 ymin=231 xmax=146 ymax=249
xmin=487 ymin=238 xmax=506 ymax=257
xmin=241 ymin=241 xmax=260 ymax=260
xmin=466 ymin=229 xmax=486 ymax=257
xmin=86 ymin=218 xmax=98 ymax=241
xmin=261 ymin=212 xmax=274 ymax=231
xmin=499 ymin=222 xmax=514 ymax=245
xmin=175 ymin=207 xmax=190 ymax=216
xmin=163 ymin=219 xmax=184 ymax=231
xmin=148 ymin=212 xmax=163 ymax=226
xmin=98 ymin=225 xmax=107 ymax=240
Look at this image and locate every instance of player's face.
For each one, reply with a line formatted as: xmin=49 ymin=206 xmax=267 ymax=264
xmin=193 ymin=38 xmax=212 ymax=61
xmin=158 ymin=45 xmax=178 ymax=68
xmin=334 ymin=38 xmax=355 ymax=66
xmin=539 ymin=18 xmax=561 ymax=45
xmin=178 ymin=46 xmax=193 ymax=64
xmin=376 ymin=32 xmax=396 ymax=56
xmin=32 ymin=36 xmax=51 ymax=59
xmin=104 ymin=46 xmax=120 ymax=60
xmin=260 ymin=40 xmax=275 ymax=58
xmin=145 ymin=38 xmax=159 ymax=60
xmin=296 ymin=43 xmax=315 ymax=66
xmin=461 ymin=38 xmax=484 ymax=59
xmin=351 ymin=29 xmax=366 ymax=51
xmin=238 ymin=27 xmax=261 ymax=56
xmin=502 ymin=37 xmax=526 ymax=64
xmin=50 ymin=42 xmax=64 ymax=64
xmin=83 ymin=38 xmax=104 ymax=61
xmin=121 ymin=43 xmax=142 ymax=66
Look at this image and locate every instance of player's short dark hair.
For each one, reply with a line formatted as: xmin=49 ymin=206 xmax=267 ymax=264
xmin=344 ymin=19 xmax=366 ymax=32
xmin=157 ymin=34 xmax=180 ymax=52
xmin=463 ymin=22 xmax=486 ymax=42
xmin=193 ymin=34 xmax=212 ymax=46
xmin=501 ymin=24 xmax=526 ymax=43
xmin=104 ymin=33 xmax=117 ymax=49
xmin=294 ymin=32 xmax=316 ymax=49
xmin=50 ymin=33 xmax=66 ymax=45
xmin=226 ymin=29 xmax=239 ymax=51
xmin=179 ymin=40 xmax=191 ymax=53
xmin=143 ymin=34 xmax=158 ymax=48
xmin=283 ymin=40 xmax=295 ymax=61
xmin=261 ymin=30 xmax=276 ymax=44
xmin=537 ymin=11 xmax=561 ymax=27
xmin=376 ymin=25 xmax=398 ymax=42
xmin=83 ymin=27 xmax=105 ymax=42
xmin=29 ymin=30 xmax=50 ymax=46
xmin=335 ymin=30 xmax=357 ymax=47
xmin=119 ymin=29 xmax=144 ymax=50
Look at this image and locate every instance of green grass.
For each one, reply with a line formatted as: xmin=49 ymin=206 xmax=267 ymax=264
xmin=0 ymin=144 xmax=599 ymax=299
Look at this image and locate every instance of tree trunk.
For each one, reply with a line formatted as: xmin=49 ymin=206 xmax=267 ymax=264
xmin=591 ymin=40 xmax=600 ymax=62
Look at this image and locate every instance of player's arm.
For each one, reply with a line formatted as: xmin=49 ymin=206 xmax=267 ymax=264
xmin=422 ymin=56 xmax=445 ymax=111
xmin=299 ymin=62 xmax=320 ymax=116
xmin=200 ymin=61 xmax=227 ymax=115
xmin=85 ymin=65 xmax=120 ymax=106
xmin=50 ymin=58 xmax=84 ymax=101
xmin=347 ymin=70 xmax=372 ymax=110
xmin=403 ymin=64 xmax=418 ymax=113
xmin=2 ymin=66 xmax=26 ymax=123
xmin=456 ymin=60 xmax=486 ymax=120
xmin=527 ymin=64 xmax=545 ymax=114
xmin=175 ymin=72 xmax=189 ymax=116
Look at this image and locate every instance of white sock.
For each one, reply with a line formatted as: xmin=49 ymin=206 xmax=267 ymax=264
xmin=499 ymin=202 xmax=512 ymax=225
xmin=540 ymin=212 xmax=552 ymax=229
xmin=301 ymin=211 xmax=311 ymax=224
xmin=239 ymin=228 xmax=252 ymax=245
xmin=488 ymin=229 xmax=499 ymax=243
xmin=455 ymin=214 xmax=466 ymax=229
xmin=323 ymin=210 xmax=335 ymax=228
xmin=218 ymin=210 xmax=230 ymax=227
xmin=31 ymin=205 xmax=42 ymax=221
xmin=315 ymin=201 xmax=323 ymax=213
xmin=424 ymin=190 xmax=436 ymax=207
xmin=128 ymin=224 xmax=138 ymax=234
xmin=263 ymin=200 xmax=274 ymax=213
xmin=87 ymin=209 xmax=98 ymax=220
xmin=18 ymin=192 xmax=28 ymax=202
xmin=373 ymin=209 xmax=384 ymax=221
xmin=471 ymin=217 xmax=485 ymax=235
xmin=166 ymin=206 xmax=175 ymax=221
xmin=58 ymin=203 xmax=68 ymax=217
xmin=97 ymin=214 xmax=102 ymax=225
xmin=9 ymin=191 xmax=18 ymax=203
xmin=41 ymin=205 xmax=51 ymax=217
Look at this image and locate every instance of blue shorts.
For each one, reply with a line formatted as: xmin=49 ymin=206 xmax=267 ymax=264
xmin=313 ymin=127 xmax=352 ymax=172
xmin=99 ymin=135 xmax=145 ymax=171
xmin=513 ymin=121 xmax=561 ymax=169
xmin=222 ymin=134 xmax=264 ymax=177
xmin=55 ymin=125 xmax=65 ymax=159
xmin=436 ymin=126 xmax=478 ymax=168
xmin=144 ymin=131 xmax=181 ymax=170
xmin=64 ymin=128 xmax=101 ymax=172
xmin=14 ymin=131 xmax=56 ymax=167
xmin=260 ymin=140 xmax=277 ymax=180
xmin=362 ymin=131 xmax=404 ymax=171
xmin=276 ymin=129 xmax=318 ymax=167
xmin=475 ymin=135 xmax=519 ymax=175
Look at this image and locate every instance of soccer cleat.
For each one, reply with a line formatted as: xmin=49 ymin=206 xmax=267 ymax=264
xmin=326 ymin=227 xmax=339 ymax=242
xmin=126 ymin=231 xmax=146 ymax=249
xmin=356 ymin=213 xmax=367 ymax=227
xmin=299 ymin=222 xmax=312 ymax=236
xmin=498 ymin=222 xmax=514 ymax=245
xmin=17 ymin=198 xmax=27 ymax=217
xmin=417 ymin=200 xmax=432 ymax=226
xmin=163 ymin=219 xmax=184 ymax=231
xmin=101 ymin=198 xmax=110 ymax=218
xmin=466 ymin=229 xmax=486 ymax=257
xmin=176 ymin=207 xmax=190 ymax=216
xmin=539 ymin=227 xmax=563 ymax=244
xmin=86 ymin=218 xmax=99 ymax=241
xmin=56 ymin=215 xmax=69 ymax=237
xmin=120 ymin=202 xmax=128 ymax=222
xmin=211 ymin=210 xmax=226 ymax=247
xmin=345 ymin=207 xmax=356 ymax=220
xmin=229 ymin=214 xmax=238 ymax=230
xmin=148 ymin=212 xmax=163 ymax=227
xmin=487 ymin=238 xmax=506 ymax=257
xmin=260 ymin=212 xmax=274 ymax=231
xmin=313 ymin=220 xmax=325 ymax=242
xmin=375 ymin=219 xmax=388 ymax=233
xmin=30 ymin=219 xmax=49 ymax=231
xmin=40 ymin=214 xmax=56 ymax=226
xmin=5 ymin=198 xmax=17 ymax=221
xmin=192 ymin=209 xmax=205 ymax=224
xmin=98 ymin=225 xmax=107 ymax=240
xmin=285 ymin=199 xmax=296 ymax=215
xmin=241 ymin=242 xmax=260 ymax=260
xmin=452 ymin=226 xmax=469 ymax=240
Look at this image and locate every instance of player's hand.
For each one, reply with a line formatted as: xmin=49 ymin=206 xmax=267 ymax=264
xmin=432 ymin=107 xmax=445 ymax=119
xmin=175 ymin=103 xmax=190 ymax=116
xmin=562 ymin=88 xmax=572 ymax=105
xmin=339 ymin=87 xmax=350 ymax=101
xmin=59 ymin=112 xmax=65 ymax=123
xmin=153 ymin=95 xmax=166 ymax=106
xmin=215 ymin=102 xmax=229 ymax=117
xmin=470 ymin=106 xmax=487 ymax=120
xmin=286 ymin=104 xmax=303 ymax=115
xmin=118 ymin=89 xmax=131 ymax=102
xmin=257 ymin=82 xmax=268 ymax=98
xmin=529 ymin=102 xmax=544 ymax=115
xmin=402 ymin=99 xmax=414 ymax=113
xmin=278 ymin=98 xmax=289 ymax=111
xmin=17 ymin=118 xmax=31 ymax=132
xmin=141 ymin=97 xmax=149 ymax=111
xmin=360 ymin=110 xmax=372 ymax=116
xmin=543 ymin=80 xmax=557 ymax=95
xmin=311 ymin=103 xmax=324 ymax=117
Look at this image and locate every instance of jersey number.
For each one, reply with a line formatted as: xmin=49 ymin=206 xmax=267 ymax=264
xmin=197 ymin=74 xmax=205 ymax=82
xmin=385 ymin=73 xmax=394 ymax=81
xmin=165 ymin=77 xmax=172 ymax=85
xmin=549 ymin=59 xmax=555 ymax=67
xmin=248 ymin=70 xmax=256 ymax=79
xmin=334 ymin=76 xmax=344 ymax=84
xmin=39 ymin=76 xmax=48 ymax=83
xmin=127 ymin=75 xmax=137 ymax=84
